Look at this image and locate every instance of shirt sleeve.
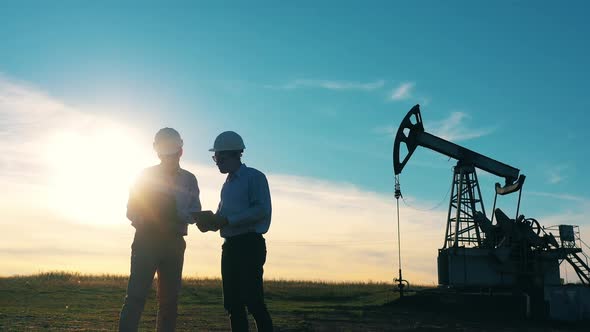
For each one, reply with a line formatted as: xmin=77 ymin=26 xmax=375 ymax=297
xmin=225 ymin=172 xmax=271 ymax=226
xmin=126 ymin=171 xmax=145 ymax=227
xmin=179 ymin=174 xmax=202 ymax=224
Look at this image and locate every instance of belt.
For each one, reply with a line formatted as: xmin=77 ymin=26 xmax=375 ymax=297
xmin=224 ymin=232 xmax=263 ymax=243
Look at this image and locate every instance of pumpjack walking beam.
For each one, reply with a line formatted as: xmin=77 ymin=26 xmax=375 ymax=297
xmin=393 ymin=104 xmax=523 ymax=189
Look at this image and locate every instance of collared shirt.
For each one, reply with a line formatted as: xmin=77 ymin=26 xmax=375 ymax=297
xmin=127 ymin=164 xmax=201 ymax=236
xmin=217 ymin=164 xmax=272 ymax=238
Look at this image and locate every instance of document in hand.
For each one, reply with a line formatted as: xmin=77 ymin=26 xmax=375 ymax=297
xmin=192 ymin=210 xmax=219 ymax=232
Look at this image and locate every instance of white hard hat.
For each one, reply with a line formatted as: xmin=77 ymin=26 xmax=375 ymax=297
xmin=209 ymin=131 xmax=245 ymax=152
xmin=154 ymin=127 xmax=183 ymax=155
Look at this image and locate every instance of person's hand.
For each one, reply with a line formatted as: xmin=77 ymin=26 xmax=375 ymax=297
xmin=196 ymin=220 xmax=212 ymax=233
xmin=192 ymin=211 xmax=218 ymax=233
xmin=211 ymin=214 xmax=229 ymax=230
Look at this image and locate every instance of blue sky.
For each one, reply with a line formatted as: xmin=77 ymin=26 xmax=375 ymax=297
xmin=1 ymin=1 xmax=589 ymax=281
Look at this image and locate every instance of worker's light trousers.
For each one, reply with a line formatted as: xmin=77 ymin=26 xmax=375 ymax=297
xmin=118 ymin=231 xmax=186 ymax=332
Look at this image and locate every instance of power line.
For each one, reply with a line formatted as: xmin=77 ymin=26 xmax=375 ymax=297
xmin=400 ymin=176 xmax=453 ymax=212
xmin=270 ymin=240 xmax=394 ymax=247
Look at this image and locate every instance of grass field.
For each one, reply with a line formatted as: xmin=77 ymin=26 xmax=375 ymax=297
xmin=0 ymin=272 xmax=586 ymax=331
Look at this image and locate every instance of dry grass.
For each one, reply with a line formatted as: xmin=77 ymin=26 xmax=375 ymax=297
xmin=1 ymin=272 xmax=585 ymax=331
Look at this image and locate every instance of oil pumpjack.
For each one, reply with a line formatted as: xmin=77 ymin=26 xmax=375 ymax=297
xmin=392 ymin=105 xmax=590 ymax=295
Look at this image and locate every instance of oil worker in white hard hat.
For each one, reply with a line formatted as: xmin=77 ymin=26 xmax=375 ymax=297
xmin=118 ymin=127 xmax=201 ymax=332
xmin=196 ymin=131 xmax=274 ymax=332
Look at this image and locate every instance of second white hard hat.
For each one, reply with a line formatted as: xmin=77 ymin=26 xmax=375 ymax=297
xmin=209 ymin=131 xmax=245 ymax=152
xmin=154 ymin=127 xmax=183 ymax=155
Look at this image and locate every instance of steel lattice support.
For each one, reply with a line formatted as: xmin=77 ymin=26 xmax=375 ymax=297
xmin=443 ymin=164 xmax=487 ymax=249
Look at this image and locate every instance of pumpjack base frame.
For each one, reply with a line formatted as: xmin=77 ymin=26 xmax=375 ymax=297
xmin=437 ymin=247 xmax=562 ymax=288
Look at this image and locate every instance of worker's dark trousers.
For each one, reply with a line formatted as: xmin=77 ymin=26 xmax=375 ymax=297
xmin=222 ymin=233 xmax=273 ymax=332
xmin=119 ymin=231 xmax=186 ymax=332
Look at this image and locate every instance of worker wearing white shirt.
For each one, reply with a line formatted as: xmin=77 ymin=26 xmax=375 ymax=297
xmin=206 ymin=131 xmax=274 ymax=332
xmin=119 ymin=127 xmax=201 ymax=332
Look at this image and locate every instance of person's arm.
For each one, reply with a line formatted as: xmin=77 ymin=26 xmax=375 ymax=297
xmin=179 ymin=174 xmax=202 ymax=224
xmin=126 ymin=172 xmax=145 ymax=228
xmin=223 ymin=172 xmax=271 ymax=227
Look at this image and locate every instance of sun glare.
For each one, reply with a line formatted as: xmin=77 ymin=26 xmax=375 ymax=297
xmin=44 ymin=125 xmax=153 ymax=225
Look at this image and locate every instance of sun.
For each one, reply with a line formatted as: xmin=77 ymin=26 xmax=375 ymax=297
xmin=44 ymin=124 xmax=154 ymax=225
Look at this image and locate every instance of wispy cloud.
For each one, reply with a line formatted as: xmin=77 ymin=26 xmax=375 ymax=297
xmin=2 ymin=76 xmax=586 ymax=285
xmin=390 ymin=82 xmax=414 ymax=100
xmin=429 ymin=112 xmax=494 ymax=142
xmin=374 ymin=111 xmax=494 ymax=143
xmin=266 ymin=79 xmax=385 ymax=91
xmin=527 ymin=191 xmax=587 ymax=203
xmin=0 ymin=75 xmax=445 ymax=283
xmin=0 ymin=76 xmax=75 ymax=181
xmin=418 ymin=96 xmax=431 ymax=106
xmin=372 ymin=125 xmax=396 ymax=137
xmin=544 ymin=164 xmax=569 ymax=184
xmin=0 ymin=74 xmax=154 ymax=223
xmin=548 ymin=173 xmax=564 ymax=185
